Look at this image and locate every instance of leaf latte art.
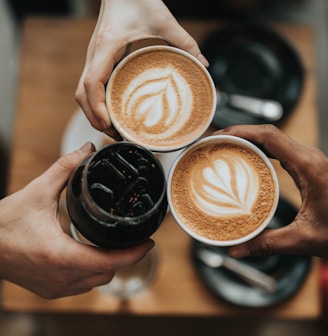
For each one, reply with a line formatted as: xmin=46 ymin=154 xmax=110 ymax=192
xmin=191 ymin=154 xmax=259 ymax=216
xmin=106 ymin=47 xmax=216 ymax=151
xmin=169 ymin=140 xmax=277 ymax=242
xmin=122 ymin=67 xmax=192 ymax=138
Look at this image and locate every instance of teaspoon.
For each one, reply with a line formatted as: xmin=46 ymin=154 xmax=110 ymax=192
xmin=217 ymin=90 xmax=283 ymax=122
xmin=196 ymin=246 xmax=278 ymax=293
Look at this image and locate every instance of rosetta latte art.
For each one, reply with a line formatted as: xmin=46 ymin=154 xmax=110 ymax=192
xmin=191 ymin=154 xmax=259 ymax=216
xmin=122 ymin=67 xmax=193 ymax=138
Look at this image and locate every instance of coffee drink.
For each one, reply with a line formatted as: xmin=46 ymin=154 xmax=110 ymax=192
xmin=168 ymin=135 xmax=279 ymax=246
xmin=106 ymin=46 xmax=216 ymax=152
xmin=66 ymin=142 xmax=167 ymax=249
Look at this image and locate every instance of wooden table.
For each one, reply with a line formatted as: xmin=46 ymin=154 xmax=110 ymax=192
xmin=1 ymin=17 xmax=320 ymax=318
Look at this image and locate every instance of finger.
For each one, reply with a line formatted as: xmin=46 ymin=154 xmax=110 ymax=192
xmin=65 ymin=238 xmax=155 ymax=273
xmin=82 ymin=80 xmax=110 ymax=132
xmin=72 ymin=272 xmax=115 ymax=291
xmin=34 ymin=142 xmax=95 ymax=196
xmin=76 ymin=69 xmax=111 ymax=132
xmin=43 ymin=285 xmax=93 ymax=299
xmin=75 ymin=7 xmax=111 ymax=132
xmin=213 ymin=124 xmax=297 ymax=159
xmin=213 ymin=124 xmax=311 ymax=175
xmin=80 ymin=40 xmax=128 ymax=133
xmin=55 ymin=271 xmax=115 ymax=298
xmin=76 ymin=76 xmax=120 ymax=138
xmin=228 ymin=221 xmax=310 ymax=257
xmin=103 ymin=126 xmax=123 ymax=141
xmin=152 ymin=2 xmax=208 ymax=66
xmin=75 ymin=69 xmax=105 ymax=132
xmin=162 ymin=24 xmax=209 ymax=66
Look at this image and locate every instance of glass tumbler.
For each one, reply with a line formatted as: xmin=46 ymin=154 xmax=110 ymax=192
xmin=66 ymin=142 xmax=167 ymax=249
xmin=66 ymin=142 xmax=167 ymax=297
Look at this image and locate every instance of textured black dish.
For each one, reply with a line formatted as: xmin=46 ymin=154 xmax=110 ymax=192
xmin=191 ymin=196 xmax=312 ymax=308
xmin=202 ymin=24 xmax=304 ymax=128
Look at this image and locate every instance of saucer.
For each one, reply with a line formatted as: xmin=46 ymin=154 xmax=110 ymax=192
xmin=191 ymin=196 xmax=312 ymax=308
xmin=60 ymin=108 xmax=180 ymax=179
xmin=60 ymin=108 xmax=105 ymax=155
xmin=201 ymin=24 xmax=304 ymax=128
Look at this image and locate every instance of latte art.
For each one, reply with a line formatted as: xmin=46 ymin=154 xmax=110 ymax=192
xmin=122 ymin=67 xmax=192 ymax=138
xmin=169 ymin=138 xmax=278 ymax=243
xmin=106 ymin=46 xmax=216 ymax=152
xmin=191 ymin=154 xmax=259 ymax=216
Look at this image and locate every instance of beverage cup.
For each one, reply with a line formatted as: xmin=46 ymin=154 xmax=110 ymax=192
xmin=66 ymin=142 xmax=167 ymax=249
xmin=106 ymin=45 xmax=217 ymax=153
xmin=167 ymin=135 xmax=279 ymax=246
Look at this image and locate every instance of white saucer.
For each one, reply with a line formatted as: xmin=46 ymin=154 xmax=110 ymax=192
xmin=60 ymin=108 xmax=180 ymax=179
xmin=60 ymin=108 xmax=105 ymax=155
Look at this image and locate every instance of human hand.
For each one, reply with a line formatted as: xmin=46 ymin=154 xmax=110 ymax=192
xmin=75 ymin=0 xmax=208 ymax=138
xmin=0 ymin=142 xmax=154 ymax=299
xmin=213 ymin=124 xmax=328 ymax=258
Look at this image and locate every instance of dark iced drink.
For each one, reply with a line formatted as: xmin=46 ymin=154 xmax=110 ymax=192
xmin=66 ymin=142 xmax=167 ymax=249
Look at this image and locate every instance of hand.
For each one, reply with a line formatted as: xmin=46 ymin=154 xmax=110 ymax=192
xmin=0 ymin=142 xmax=154 ymax=299
xmin=75 ymin=0 xmax=208 ymax=138
xmin=213 ymin=124 xmax=328 ymax=258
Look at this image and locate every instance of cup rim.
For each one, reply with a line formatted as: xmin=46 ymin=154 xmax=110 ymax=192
xmin=167 ymin=134 xmax=280 ymax=246
xmin=105 ymin=45 xmax=217 ymax=153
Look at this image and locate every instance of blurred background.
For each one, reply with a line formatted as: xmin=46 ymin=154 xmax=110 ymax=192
xmin=1 ymin=0 xmax=328 ymax=199
xmin=0 ymin=0 xmax=327 ymax=334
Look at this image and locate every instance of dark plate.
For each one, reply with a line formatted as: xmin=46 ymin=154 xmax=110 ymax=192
xmin=191 ymin=196 xmax=312 ymax=308
xmin=201 ymin=24 xmax=304 ymax=128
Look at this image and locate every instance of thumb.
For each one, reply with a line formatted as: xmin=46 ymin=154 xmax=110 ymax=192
xmin=37 ymin=142 xmax=95 ymax=196
xmin=228 ymin=221 xmax=308 ymax=258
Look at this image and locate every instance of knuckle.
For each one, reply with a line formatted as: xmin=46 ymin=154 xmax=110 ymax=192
xmin=74 ymin=89 xmax=83 ymax=104
xmin=39 ymin=290 xmax=61 ymax=300
xmin=251 ymin=238 xmax=275 ymax=256
xmin=98 ymin=273 xmax=115 ymax=287
xmin=56 ymin=154 xmax=77 ymax=172
xmin=263 ymin=123 xmax=279 ymax=134
xmin=260 ymin=124 xmax=280 ymax=145
xmin=182 ymin=35 xmax=198 ymax=52
xmin=35 ymin=274 xmax=67 ymax=300
xmin=297 ymin=147 xmax=328 ymax=179
xmin=82 ymin=74 xmax=94 ymax=91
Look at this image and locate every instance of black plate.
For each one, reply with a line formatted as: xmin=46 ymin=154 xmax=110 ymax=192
xmin=201 ymin=24 xmax=304 ymax=128
xmin=191 ymin=197 xmax=312 ymax=308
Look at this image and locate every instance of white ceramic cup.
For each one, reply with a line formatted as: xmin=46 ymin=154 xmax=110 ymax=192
xmin=106 ymin=45 xmax=217 ymax=153
xmin=167 ymin=135 xmax=279 ymax=246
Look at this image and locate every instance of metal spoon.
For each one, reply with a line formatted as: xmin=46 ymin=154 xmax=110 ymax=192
xmin=196 ymin=246 xmax=278 ymax=293
xmin=217 ymin=90 xmax=283 ymax=122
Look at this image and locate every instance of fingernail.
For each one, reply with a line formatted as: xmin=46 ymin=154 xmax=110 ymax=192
xmin=229 ymin=246 xmax=250 ymax=258
xmin=198 ymin=54 xmax=209 ymax=67
xmin=78 ymin=142 xmax=94 ymax=155
xmin=147 ymin=239 xmax=155 ymax=250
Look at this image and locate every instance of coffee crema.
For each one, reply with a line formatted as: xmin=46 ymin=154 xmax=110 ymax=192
xmin=169 ymin=141 xmax=276 ymax=242
xmin=106 ymin=46 xmax=216 ymax=152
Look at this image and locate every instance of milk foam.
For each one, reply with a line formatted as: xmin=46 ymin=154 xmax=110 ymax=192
xmin=107 ymin=47 xmax=216 ymax=151
xmin=170 ymin=140 xmax=277 ymax=242
xmin=122 ymin=67 xmax=193 ymax=139
xmin=191 ymin=153 xmax=259 ymax=216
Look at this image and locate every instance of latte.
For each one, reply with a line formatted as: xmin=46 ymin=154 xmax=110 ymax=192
xmin=168 ymin=135 xmax=279 ymax=246
xmin=106 ymin=46 xmax=216 ymax=152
